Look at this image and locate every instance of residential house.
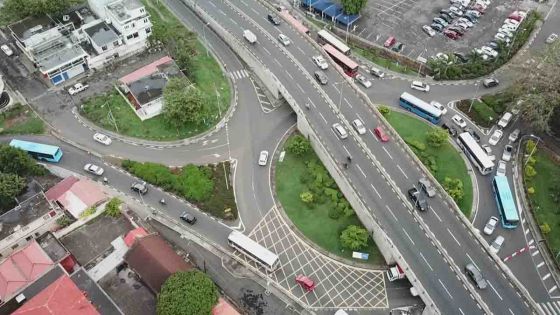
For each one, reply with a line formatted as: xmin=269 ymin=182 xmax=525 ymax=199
xmin=45 ymin=176 xmax=107 ymax=219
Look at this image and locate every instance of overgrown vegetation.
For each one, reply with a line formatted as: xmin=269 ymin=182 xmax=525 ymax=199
xmin=351 ymin=45 xmax=418 ymax=75
xmin=56 ymin=215 xmax=73 ymax=228
xmin=122 ymin=160 xmax=237 ymax=220
xmin=276 ymin=133 xmax=382 ymax=264
xmin=429 ymin=11 xmax=540 ymax=80
xmin=157 ymin=271 xmax=219 ymax=315
xmin=80 ymin=206 xmax=97 ymax=219
xmin=0 ymin=104 xmax=44 ymax=135
xmin=104 ymin=197 xmax=122 ymax=218
xmin=0 ymin=0 xmax=81 ymax=26
xmin=456 ymin=91 xmax=516 ymax=127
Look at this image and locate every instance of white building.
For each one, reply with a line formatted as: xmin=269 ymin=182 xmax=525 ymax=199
xmin=89 ymin=0 xmax=152 ymax=45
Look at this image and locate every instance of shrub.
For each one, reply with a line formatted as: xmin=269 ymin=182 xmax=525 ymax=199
xmin=527 ymin=187 xmax=535 ymax=194
xmin=526 ymin=156 xmax=537 ymax=166
xmin=56 ymin=215 xmax=72 ymax=228
xmin=378 ymin=106 xmax=390 ymax=116
xmin=540 ymin=223 xmax=551 ymax=235
xmin=328 ymin=206 xmax=344 ymax=219
xmin=300 ymin=191 xmax=314 ymax=205
xmin=157 ymin=271 xmax=218 ymax=315
xmin=525 ymin=165 xmax=537 ymax=178
xmin=525 ymin=139 xmax=537 ymax=155
xmin=104 ymin=198 xmax=122 ymax=218
xmin=407 ymin=140 xmax=426 ymax=152
xmin=337 ymin=199 xmax=354 ymax=217
xmin=179 ymin=165 xmax=214 ymax=202
xmin=340 ymin=225 xmax=369 ymax=251
xmin=80 ymin=207 xmax=96 ymax=219
xmin=426 ymin=127 xmax=448 ymax=148
xmin=286 ymin=135 xmax=311 ymax=156
xmin=443 ymin=177 xmax=464 ymax=202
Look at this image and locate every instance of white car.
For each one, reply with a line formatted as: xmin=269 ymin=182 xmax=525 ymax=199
xmin=508 ymin=129 xmax=520 ymax=142
xmin=483 ymin=216 xmax=499 ymax=235
xmin=494 ymin=33 xmax=512 ymax=44
xmin=546 ymin=33 xmax=558 ymax=44
xmin=457 ymin=18 xmax=474 ymax=27
xmin=258 ymin=150 xmax=269 ymax=166
xmin=410 ymin=81 xmax=430 ymax=92
xmin=501 ymin=23 xmax=518 ymax=32
xmin=352 ymin=119 xmax=367 ymax=135
xmin=1 ymin=44 xmax=13 ymax=56
xmin=480 ymin=46 xmax=498 ymax=58
xmin=502 ymin=144 xmax=513 ymax=161
xmin=422 ymin=25 xmax=436 ymax=37
xmin=452 ymin=114 xmax=467 ymax=129
xmin=355 ymin=74 xmax=372 ymax=88
xmin=430 ymin=101 xmax=447 ymax=114
xmin=504 ymin=18 xmax=520 ymax=26
xmin=312 ymin=55 xmax=328 ymax=70
xmin=490 ymin=235 xmax=505 ymax=254
xmin=332 ymin=123 xmax=348 ymax=139
xmin=68 ymin=83 xmax=89 ymax=95
xmin=93 ymin=132 xmax=112 ymax=145
xmin=488 ymin=129 xmax=503 ymax=145
xmin=277 ymin=34 xmax=290 ymax=46
xmin=496 ymin=160 xmax=507 ymax=176
xmin=482 ymin=144 xmax=492 ymax=155
xmin=83 ymin=163 xmax=104 ymax=176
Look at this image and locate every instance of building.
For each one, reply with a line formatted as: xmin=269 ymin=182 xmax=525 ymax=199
xmin=118 ymin=56 xmax=183 ymax=120
xmin=45 ymin=176 xmax=107 ymax=219
xmin=0 ymin=193 xmax=63 ymax=258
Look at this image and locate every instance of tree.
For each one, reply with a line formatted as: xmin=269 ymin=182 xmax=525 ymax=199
xmin=525 ymin=139 xmax=537 ymax=155
xmin=426 ymin=127 xmax=448 ymax=148
xmin=157 ymin=271 xmax=219 ymax=315
xmin=104 ymin=198 xmax=122 ymax=218
xmin=0 ymin=145 xmax=39 ymax=176
xmin=0 ymin=172 xmax=26 ymax=209
xmin=443 ymin=177 xmax=464 ymax=202
xmin=340 ymin=225 xmax=369 ymax=251
xmin=540 ymin=223 xmax=551 ymax=235
xmin=300 ymin=191 xmax=314 ymax=204
xmin=378 ymin=106 xmax=390 ymax=116
xmin=163 ymin=78 xmax=206 ymax=128
xmin=340 ymin=0 xmax=368 ymax=15
xmin=286 ymin=135 xmax=311 ymax=156
xmin=0 ymin=0 xmax=81 ymax=25
xmin=524 ymin=164 xmax=537 ymax=178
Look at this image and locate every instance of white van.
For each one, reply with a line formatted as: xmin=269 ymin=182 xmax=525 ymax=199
xmin=243 ymin=30 xmax=257 ymax=44
xmin=497 ymin=112 xmax=512 ymax=128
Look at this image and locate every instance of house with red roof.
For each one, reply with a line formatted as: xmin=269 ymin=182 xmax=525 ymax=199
xmin=45 ymin=176 xmax=107 ymax=219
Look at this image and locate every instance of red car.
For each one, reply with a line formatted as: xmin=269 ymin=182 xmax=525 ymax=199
xmin=374 ymin=126 xmax=389 ymax=142
xmin=444 ymin=30 xmax=459 ymax=40
xmin=508 ymin=13 xmax=523 ymax=22
xmin=473 ymin=4 xmax=486 ymax=14
xmin=384 ymin=36 xmax=396 ymax=48
xmin=295 ymin=275 xmax=316 ymax=292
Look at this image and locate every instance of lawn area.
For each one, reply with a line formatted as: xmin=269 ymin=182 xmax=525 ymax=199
xmin=276 ymin=136 xmax=383 ymax=265
xmin=351 ymin=45 xmax=418 ymax=75
xmin=525 ymin=150 xmax=560 ymax=263
xmin=385 ymin=111 xmax=473 ymax=217
xmin=456 ymin=99 xmax=497 ymax=128
xmin=0 ymin=104 xmax=44 ymax=135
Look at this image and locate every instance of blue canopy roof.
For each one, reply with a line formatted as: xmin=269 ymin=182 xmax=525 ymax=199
xmin=301 ymin=0 xmax=319 ymax=7
xmin=322 ymin=3 xmax=343 ymax=19
xmin=311 ymin=0 xmax=334 ymax=12
xmin=335 ymin=13 xmax=360 ymax=26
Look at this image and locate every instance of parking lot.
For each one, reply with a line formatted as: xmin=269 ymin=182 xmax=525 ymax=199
xmin=350 ymin=0 xmax=542 ymax=59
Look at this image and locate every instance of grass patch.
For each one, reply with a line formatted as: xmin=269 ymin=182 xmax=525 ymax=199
xmin=525 ymin=150 xmax=560 ymax=262
xmin=351 ymin=45 xmax=418 ymax=75
xmin=456 ymin=99 xmax=497 ymax=128
xmin=385 ymin=111 xmax=473 ymax=217
xmin=276 ymin=135 xmax=382 ymax=265
xmin=0 ymin=104 xmax=44 ymax=135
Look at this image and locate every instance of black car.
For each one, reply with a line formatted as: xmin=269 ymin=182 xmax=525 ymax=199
xmin=314 ymin=71 xmax=328 ymax=85
xmin=391 ymin=42 xmax=404 ymax=53
xmin=131 ymin=181 xmax=148 ymax=195
xmin=463 ymin=14 xmax=477 ymax=23
xmin=408 ymin=187 xmax=428 ymax=211
xmin=440 ymin=8 xmax=451 ymax=15
xmin=442 ymin=123 xmax=458 ymax=137
xmin=439 ymin=14 xmax=453 ymax=23
xmin=431 ymin=23 xmax=444 ymax=32
xmin=267 ymin=13 xmax=281 ymax=25
xmin=180 ymin=212 xmax=197 ymax=224
xmin=465 ymin=127 xmax=481 ymax=142
xmin=453 ymin=52 xmax=469 ymax=63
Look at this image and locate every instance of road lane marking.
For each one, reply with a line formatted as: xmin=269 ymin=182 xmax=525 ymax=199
xmin=343 ymin=145 xmax=351 ymax=157
xmin=344 ymin=98 xmax=353 ymax=108
xmin=525 ymin=229 xmax=530 ymax=235
xmin=542 ymin=273 xmax=551 ymax=281
xmin=296 ymin=83 xmax=305 ymax=93
xmin=447 ymin=228 xmax=461 ymax=246
xmin=430 ymin=206 xmax=442 ymax=222
xmin=419 ymin=253 xmax=433 ymax=271
xmin=549 ymin=285 xmax=558 ymax=294
xmin=528 ymin=239 xmax=534 ymax=246
xmin=239 ymin=0 xmax=247 ymax=5
xmin=382 ymin=147 xmax=393 ymax=159
xmin=532 ymin=250 xmax=540 ymax=257
xmin=402 ymin=229 xmax=415 ymax=245
xmin=285 ymin=70 xmax=293 ymax=79
xmin=307 ymin=98 xmax=316 ymax=109
xmin=297 ymin=46 xmax=306 ymax=55
xmin=438 ymin=279 xmax=453 ymax=299
xmin=209 ymin=2 xmax=216 ymax=7
xmin=459 ymin=308 xmax=465 ymax=315
xmin=230 ymin=19 xmax=238 ymax=26
xmin=386 ymin=205 xmax=398 ymax=221
xmin=219 ymin=9 xmax=227 ymax=16
xmin=356 ymin=164 xmax=367 ymax=178
xmin=487 ymin=281 xmax=503 ymax=300
xmin=251 ymin=8 xmax=258 ymax=15
xmin=397 ymin=165 xmax=408 ymax=179
xmin=356 ymin=113 xmax=364 ymax=124
xmin=318 ymin=112 xmax=328 ymax=124
xmin=262 ymin=46 xmax=271 ymax=55
xmin=371 ymin=184 xmax=382 ymax=199
xmin=465 ymin=253 xmax=480 ymax=271
xmin=370 ymin=129 xmax=379 ymax=141
xmin=537 ymin=261 xmax=545 ymax=268
xmin=509 ymin=308 xmax=515 ymax=315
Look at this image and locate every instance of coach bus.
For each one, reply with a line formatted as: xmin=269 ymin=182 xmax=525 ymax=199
xmin=457 ymin=132 xmax=495 ymax=175
xmin=492 ymin=176 xmax=519 ymax=229
xmin=228 ymin=231 xmax=280 ymax=272
xmin=322 ymin=44 xmax=358 ymax=77
xmin=9 ymin=139 xmax=63 ymax=163
xmin=317 ymin=29 xmax=350 ymax=55
xmin=398 ymin=92 xmax=442 ymax=124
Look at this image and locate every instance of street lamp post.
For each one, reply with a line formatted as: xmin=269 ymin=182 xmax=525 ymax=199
xmin=468 ymin=83 xmax=480 ymax=112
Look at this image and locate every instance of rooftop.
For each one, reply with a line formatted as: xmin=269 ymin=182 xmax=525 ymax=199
xmin=45 ymin=176 xmax=106 ymax=218
xmin=98 ymin=266 xmax=156 ymax=315
xmin=107 ymin=0 xmax=144 ymax=23
xmin=0 ymin=193 xmax=55 ymax=241
xmin=36 ymin=233 xmax=70 ymax=263
xmin=8 ymin=16 xmax=55 ymax=42
xmin=70 ymin=268 xmax=122 ymax=314
xmin=34 ymin=36 xmax=88 ymax=74
xmin=84 ymin=21 xmax=119 ymax=47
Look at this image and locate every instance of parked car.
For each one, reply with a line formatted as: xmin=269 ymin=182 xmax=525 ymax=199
xmin=430 ymin=101 xmax=447 ymax=114
xmin=546 ymin=33 xmax=558 ymax=44
xmin=93 ymin=132 xmax=112 ymax=145
xmin=83 ymin=163 xmax=104 ymax=176
xmin=448 ymin=27 xmax=465 ymax=36
xmin=355 ymin=74 xmax=372 ymax=88
xmin=497 ymin=112 xmax=513 ymax=128
xmin=480 ymin=46 xmax=498 ymax=58
xmin=465 ymin=263 xmax=487 ymax=289
xmin=453 ymin=52 xmax=469 ymax=63
xmin=352 ymin=119 xmax=367 ymax=135
xmin=465 ymin=127 xmax=481 ymax=142
xmin=496 ymin=160 xmax=507 ymax=176
xmin=68 ymin=83 xmax=89 ymax=95
xmin=483 ymin=78 xmax=499 ymax=88
xmin=490 ymin=235 xmax=505 ymax=254
xmin=508 ymin=129 xmax=520 ymax=142
xmin=312 ymin=55 xmax=328 ymax=70
xmin=180 ymin=212 xmax=197 ymax=224
xmin=418 ymin=178 xmax=436 ymax=197
xmin=408 ymin=187 xmax=428 ymax=211
xmin=466 ymin=10 xmax=482 ymax=18
xmin=295 ymin=275 xmax=316 ymax=292
xmin=455 ymin=22 xmax=470 ymax=30
xmin=483 ymin=216 xmax=499 ymax=235
xmin=370 ymin=67 xmax=385 ymax=78
xmin=332 ymin=123 xmax=348 ymax=139
xmin=444 ymin=30 xmax=460 ymax=40
xmin=502 ymin=144 xmax=513 ymax=161
xmin=452 ymin=114 xmax=467 ymax=129
xmin=1 ymin=44 xmax=13 ymax=56
xmin=439 ymin=14 xmax=453 ymax=24
xmin=384 ymin=36 xmax=396 ymax=48
xmin=267 ymin=13 xmax=281 ymax=25
xmin=449 ymin=6 xmax=464 ymax=16
xmin=457 ymin=17 xmax=474 ymax=27
xmin=494 ymin=33 xmax=512 ymax=44
xmin=433 ymin=17 xmax=449 ymax=27
xmin=374 ymin=126 xmax=390 ymax=142
xmin=391 ymin=42 xmax=404 ymax=53
xmin=431 ymin=23 xmax=444 ymax=33
xmin=442 ymin=123 xmax=458 ymax=137
xmin=410 ymin=81 xmax=430 ymax=92
xmin=258 ymin=150 xmax=269 ymax=166
xmin=277 ymin=34 xmax=290 ymax=46
xmin=131 ymin=181 xmax=148 ymax=194
xmin=422 ymin=25 xmax=436 ymax=37
xmin=314 ymin=71 xmax=328 ymax=85
xmin=488 ymin=129 xmax=503 ymax=146
xmin=473 ymin=4 xmax=486 ymax=14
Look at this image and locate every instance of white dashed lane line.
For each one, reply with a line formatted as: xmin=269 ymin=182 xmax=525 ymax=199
xmin=356 ymin=164 xmax=367 ymax=179
xmin=447 ymin=228 xmax=461 ymax=246
xmin=438 ymin=279 xmax=453 ymax=299
xmin=487 ymin=281 xmax=503 ymax=301
xmin=419 ymin=252 xmax=433 ymax=271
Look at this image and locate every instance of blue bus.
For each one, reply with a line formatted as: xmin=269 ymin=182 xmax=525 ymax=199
xmin=9 ymin=139 xmax=63 ymax=162
xmin=492 ymin=176 xmax=519 ymax=229
xmin=398 ymin=92 xmax=442 ymax=124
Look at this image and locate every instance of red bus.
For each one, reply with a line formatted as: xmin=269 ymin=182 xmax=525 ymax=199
xmin=322 ymin=44 xmax=358 ymax=77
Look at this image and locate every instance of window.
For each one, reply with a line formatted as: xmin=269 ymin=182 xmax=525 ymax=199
xmin=25 ymin=236 xmax=33 ymax=241
xmin=144 ymin=18 xmax=148 ymax=23
xmin=132 ymin=23 xmax=135 ymax=28
xmin=11 ymin=244 xmax=19 ymax=250
xmin=145 ymin=27 xmax=151 ymax=34
xmin=140 ymin=8 xmax=145 ymax=13
xmin=113 ymin=40 xmax=119 ymax=46
xmin=126 ymin=34 xmax=133 ymax=40
xmin=102 ymin=45 xmax=108 ymax=51
xmin=133 ymin=32 xmax=139 ymax=38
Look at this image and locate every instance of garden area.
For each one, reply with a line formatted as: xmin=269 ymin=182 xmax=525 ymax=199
xmin=122 ymin=160 xmax=237 ymax=220
xmin=383 ymin=108 xmax=473 ymax=217
xmin=81 ymin=0 xmax=230 ymax=141
xmin=456 ymin=90 xmax=516 ymax=128
xmin=522 ymin=140 xmax=560 ymax=263
xmin=276 ymin=134 xmax=382 ymax=265
xmin=350 ymin=45 xmax=418 ymax=75
xmin=0 ymin=104 xmax=44 ymax=135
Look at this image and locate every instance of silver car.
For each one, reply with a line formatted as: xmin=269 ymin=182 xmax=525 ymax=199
xmin=483 ymin=216 xmax=499 ymax=235
xmin=490 ymin=235 xmax=505 ymax=254
xmin=83 ymin=163 xmax=104 ymax=176
xmin=418 ymin=178 xmax=436 ymax=197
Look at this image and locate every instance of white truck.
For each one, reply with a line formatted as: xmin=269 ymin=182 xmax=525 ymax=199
xmin=387 ymin=264 xmax=406 ymax=281
xmin=243 ymin=30 xmax=257 ymax=44
xmin=68 ymin=83 xmax=89 ymax=95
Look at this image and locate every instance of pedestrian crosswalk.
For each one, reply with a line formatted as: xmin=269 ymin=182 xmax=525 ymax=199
xmin=539 ymin=301 xmax=560 ymax=315
xmin=229 ymin=69 xmax=249 ymax=80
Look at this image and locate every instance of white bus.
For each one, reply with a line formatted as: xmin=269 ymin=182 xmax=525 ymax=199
xmin=228 ymin=231 xmax=280 ymax=272
xmin=317 ymin=30 xmax=350 ymax=55
xmin=457 ymin=132 xmax=495 ymax=175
